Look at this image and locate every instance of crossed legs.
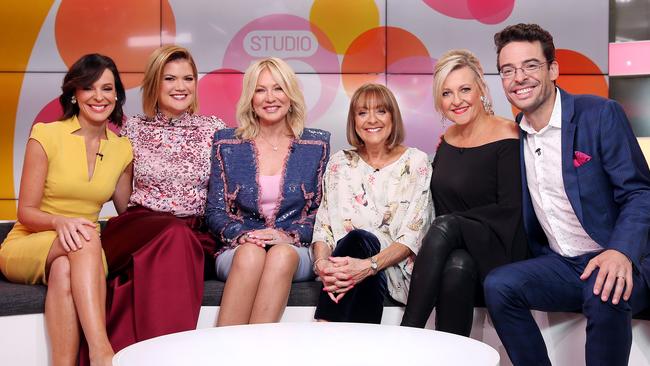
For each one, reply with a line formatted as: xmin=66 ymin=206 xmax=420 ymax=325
xmin=45 ymin=230 xmax=112 ymax=366
xmin=216 ymin=244 xmax=300 ymax=325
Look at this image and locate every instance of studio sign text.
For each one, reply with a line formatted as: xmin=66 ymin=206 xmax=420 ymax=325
xmin=244 ymin=31 xmax=318 ymax=58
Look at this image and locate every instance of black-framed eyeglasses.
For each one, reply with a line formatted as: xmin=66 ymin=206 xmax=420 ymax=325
xmin=499 ymin=61 xmax=551 ymax=79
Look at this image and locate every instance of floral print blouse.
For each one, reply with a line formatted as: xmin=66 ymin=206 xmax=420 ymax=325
xmin=312 ymin=147 xmax=434 ymax=304
xmin=122 ymin=112 xmax=226 ymax=217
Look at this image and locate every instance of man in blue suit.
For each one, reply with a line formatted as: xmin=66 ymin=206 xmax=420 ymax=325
xmin=484 ymin=23 xmax=650 ymax=365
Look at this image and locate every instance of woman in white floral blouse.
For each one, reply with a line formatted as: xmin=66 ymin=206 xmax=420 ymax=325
xmin=311 ymin=83 xmax=433 ymax=323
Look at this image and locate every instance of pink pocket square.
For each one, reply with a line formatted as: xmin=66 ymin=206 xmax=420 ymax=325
xmin=573 ymin=151 xmax=592 ymax=167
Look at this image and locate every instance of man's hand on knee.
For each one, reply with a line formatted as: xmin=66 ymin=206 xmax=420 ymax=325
xmin=580 ymin=249 xmax=633 ymax=305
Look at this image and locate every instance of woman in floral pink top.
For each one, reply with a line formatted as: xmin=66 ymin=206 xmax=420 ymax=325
xmin=100 ymin=46 xmax=225 ymax=354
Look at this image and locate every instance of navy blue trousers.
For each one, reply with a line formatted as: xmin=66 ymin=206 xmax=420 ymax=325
xmin=314 ymin=229 xmax=387 ymax=323
xmin=484 ymin=250 xmax=650 ymax=366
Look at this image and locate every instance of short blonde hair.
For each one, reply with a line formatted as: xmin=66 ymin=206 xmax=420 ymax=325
xmin=433 ymin=49 xmax=491 ymax=113
xmin=141 ymin=45 xmax=199 ymax=118
xmin=235 ymin=57 xmax=306 ymax=139
xmin=346 ymin=83 xmax=405 ymax=150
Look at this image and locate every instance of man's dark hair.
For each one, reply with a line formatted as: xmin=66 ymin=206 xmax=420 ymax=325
xmin=494 ymin=23 xmax=555 ymax=70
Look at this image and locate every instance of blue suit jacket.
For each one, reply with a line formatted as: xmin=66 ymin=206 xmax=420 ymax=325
xmin=519 ymin=88 xmax=650 ymax=272
xmin=205 ymin=128 xmax=330 ymax=247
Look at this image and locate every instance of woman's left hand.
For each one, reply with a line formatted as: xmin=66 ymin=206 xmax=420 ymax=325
xmin=322 ymin=256 xmax=373 ymax=302
xmin=248 ymin=228 xmax=294 ymax=246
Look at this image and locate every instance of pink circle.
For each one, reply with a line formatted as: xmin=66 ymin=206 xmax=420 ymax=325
xmin=33 ymin=98 xmax=63 ymax=125
xmin=387 ymin=56 xmax=436 ymax=110
xmin=402 ymin=103 xmax=444 ymax=155
xmin=198 ymin=69 xmax=243 ymax=128
xmin=422 ymin=0 xmax=472 ymax=18
xmin=389 ymin=75 xmax=442 ymax=155
xmin=388 ymin=55 xmax=435 ymax=75
xmin=467 ymin=0 xmax=514 ymax=24
xmin=423 ymin=0 xmax=514 ymax=24
xmin=222 ymin=14 xmax=340 ymax=123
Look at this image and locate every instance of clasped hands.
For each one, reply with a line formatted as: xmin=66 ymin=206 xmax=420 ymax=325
xmin=237 ymin=228 xmax=293 ymax=247
xmin=314 ymin=256 xmax=374 ymax=304
xmin=580 ymin=249 xmax=634 ymax=305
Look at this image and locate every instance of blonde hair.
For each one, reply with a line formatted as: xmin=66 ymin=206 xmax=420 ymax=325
xmin=346 ymin=83 xmax=405 ymax=150
xmin=235 ymin=57 xmax=306 ymax=139
xmin=433 ymin=49 xmax=491 ymax=114
xmin=141 ymin=45 xmax=199 ymax=118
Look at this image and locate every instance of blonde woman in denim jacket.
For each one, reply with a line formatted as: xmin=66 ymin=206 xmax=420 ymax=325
xmin=206 ymin=57 xmax=329 ymax=325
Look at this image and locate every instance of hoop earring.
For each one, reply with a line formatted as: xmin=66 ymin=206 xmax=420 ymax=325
xmin=71 ymin=96 xmax=77 ymax=104
xmin=480 ymin=96 xmax=494 ymax=115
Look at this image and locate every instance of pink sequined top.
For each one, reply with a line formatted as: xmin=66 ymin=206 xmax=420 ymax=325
xmin=122 ymin=112 xmax=226 ymax=217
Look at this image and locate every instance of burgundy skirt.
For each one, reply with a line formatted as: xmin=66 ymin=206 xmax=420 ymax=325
xmin=97 ymin=206 xmax=215 ymax=358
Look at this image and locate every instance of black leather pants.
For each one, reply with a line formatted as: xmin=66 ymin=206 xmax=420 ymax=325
xmin=401 ymin=214 xmax=478 ymax=336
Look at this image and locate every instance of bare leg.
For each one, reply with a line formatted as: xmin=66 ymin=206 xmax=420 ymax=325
xmin=216 ymin=244 xmax=266 ymax=326
xmin=46 ymin=256 xmax=80 ymax=366
xmin=46 ymin=232 xmax=113 ymax=366
xmin=249 ymin=244 xmax=298 ymax=323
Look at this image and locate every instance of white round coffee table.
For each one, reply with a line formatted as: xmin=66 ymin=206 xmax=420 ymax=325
xmin=113 ymin=322 xmax=499 ymax=366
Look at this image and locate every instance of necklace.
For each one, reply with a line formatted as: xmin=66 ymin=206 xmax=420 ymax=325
xmin=258 ymin=134 xmax=282 ymax=151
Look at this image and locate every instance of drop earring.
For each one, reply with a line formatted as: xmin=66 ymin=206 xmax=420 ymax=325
xmin=71 ymin=95 xmax=77 ymax=104
xmin=480 ymin=96 xmax=494 ymax=115
xmin=288 ymin=105 xmax=293 ymax=113
xmin=440 ymin=115 xmax=451 ymax=129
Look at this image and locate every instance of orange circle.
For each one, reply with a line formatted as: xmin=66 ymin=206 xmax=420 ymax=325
xmin=555 ymin=49 xmax=608 ymax=97
xmin=510 ymin=49 xmax=608 ymax=117
xmin=55 ymin=0 xmax=176 ymax=89
xmin=341 ymin=27 xmax=430 ymax=96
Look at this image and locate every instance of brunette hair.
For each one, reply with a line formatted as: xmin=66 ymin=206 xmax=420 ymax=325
xmin=60 ymin=54 xmax=126 ymax=125
xmin=346 ymin=83 xmax=404 ymax=150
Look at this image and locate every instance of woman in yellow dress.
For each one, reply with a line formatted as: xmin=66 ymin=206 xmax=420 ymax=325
xmin=0 ymin=54 xmax=133 ymax=366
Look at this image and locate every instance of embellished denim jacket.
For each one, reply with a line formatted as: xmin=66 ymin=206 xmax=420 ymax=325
xmin=205 ymin=128 xmax=330 ymax=252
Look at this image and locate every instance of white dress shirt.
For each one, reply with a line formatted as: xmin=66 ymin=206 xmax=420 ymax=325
xmin=520 ymin=88 xmax=602 ymax=257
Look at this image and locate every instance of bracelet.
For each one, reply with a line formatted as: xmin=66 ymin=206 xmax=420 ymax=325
xmin=312 ymin=258 xmax=328 ymax=274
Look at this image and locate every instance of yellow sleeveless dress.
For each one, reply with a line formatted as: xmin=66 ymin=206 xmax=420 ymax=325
xmin=0 ymin=116 xmax=132 ymax=284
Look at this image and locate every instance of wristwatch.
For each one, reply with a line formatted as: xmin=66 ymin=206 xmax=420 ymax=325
xmin=369 ymin=256 xmax=378 ymax=275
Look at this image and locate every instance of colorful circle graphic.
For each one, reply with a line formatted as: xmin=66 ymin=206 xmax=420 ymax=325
xmin=309 ymin=0 xmax=380 ymax=54
xmin=423 ymin=0 xmax=514 ymax=24
xmin=342 ymin=27 xmax=433 ymax=98
xmin=55 ymin=0 xmax=176 ymax=89
xmin=198 ymin=69 xmax=243 ymax=128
